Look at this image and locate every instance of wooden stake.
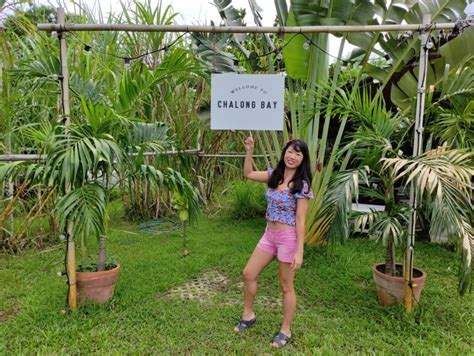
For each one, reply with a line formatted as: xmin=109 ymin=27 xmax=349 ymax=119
xmin=66 ymin=234 xmax=76 ymax=309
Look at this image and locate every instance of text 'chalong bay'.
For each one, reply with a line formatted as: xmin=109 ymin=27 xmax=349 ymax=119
xmin=217 ymin=100 xmax=278 ymax=109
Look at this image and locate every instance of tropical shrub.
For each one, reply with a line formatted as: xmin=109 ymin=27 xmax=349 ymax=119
xmin=229 ymin=180 xmax=266 ymax=220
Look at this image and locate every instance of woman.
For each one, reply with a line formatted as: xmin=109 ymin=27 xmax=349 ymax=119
xmin=234 ymin=135 xmax=313 ymax=349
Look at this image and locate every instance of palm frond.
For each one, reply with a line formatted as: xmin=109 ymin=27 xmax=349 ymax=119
xmin=139 ymin=165 xmax=201 ymax=224
xmin=459 ymin=220 xmax=474 ymax=295
xmin=382 ymin=148 xmax=473 ymax=206
xmin=130 ymin=122 xmax=169 ymax=146
xmin=353 ymin=210 xmax=386 ymax=235
xmin=0 ymin=161 xmax=25 ymax=181
xmin=55 ymin=183 xmax=106 ymax=241
xmin=46 ymin=124 xmax=122 ymax=190
xmin=383 ymin=147 xmax=473 ymax=292
xmin=307 ymin=167 xmax=368 ymax=245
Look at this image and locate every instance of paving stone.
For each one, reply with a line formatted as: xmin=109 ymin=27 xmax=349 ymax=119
xmin=160 ymin=269 xmax=297 ymax=309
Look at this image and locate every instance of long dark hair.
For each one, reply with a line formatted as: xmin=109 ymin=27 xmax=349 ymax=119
xmin=268 ymin=139 xmax=312 ymax=194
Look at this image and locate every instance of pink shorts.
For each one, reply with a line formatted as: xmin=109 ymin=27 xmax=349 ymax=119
xmin=256 ymin=226 xmax=297 ymax=263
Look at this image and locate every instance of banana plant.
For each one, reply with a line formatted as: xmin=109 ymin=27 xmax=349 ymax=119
xmin=195 ymin=0 xmax=390 ymax=243
xmin=343 ymin=0 xmax=471 ymax=111
xmin=275 ymin=0 xmax=386 ymax=245
xmin=426 ymin=63 xmax=474 ymax=150
xmin=275 ymin=0 xmax=473 ymax=246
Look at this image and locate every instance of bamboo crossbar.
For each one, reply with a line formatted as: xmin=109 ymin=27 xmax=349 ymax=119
xmin=199 ymin=153 xmax=271 ymax=158
xmin=0 ymin=150 xmax=198 ymax=162
xmin=0 ymin=154 xmax=45 ymax=161
xmin=36 ymin=23 xmax=457 ymax=34
xmin=0 ymin=150 xmax=273 ymax=161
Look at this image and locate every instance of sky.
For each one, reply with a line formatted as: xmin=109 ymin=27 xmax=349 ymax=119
xmin=61 ymin=0 xmax=278 ymax=26
xmin=10 ymin=0 xmax=353 ymax=59
xmin=62 ymin=0 xmax=352 ymax=58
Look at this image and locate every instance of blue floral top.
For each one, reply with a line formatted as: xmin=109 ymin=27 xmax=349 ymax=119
xmin=265 ymin=168 xmax=314 ymax=226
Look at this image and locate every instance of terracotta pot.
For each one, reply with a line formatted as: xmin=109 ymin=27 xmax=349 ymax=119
xmin=372 ymin=263 xmax=426 ymax=306
xmin=76 ymin=264 xmax=120 ymax=304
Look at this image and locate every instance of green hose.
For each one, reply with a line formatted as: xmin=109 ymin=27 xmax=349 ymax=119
xmin=138 ymin=218 xmax=182 ymax=234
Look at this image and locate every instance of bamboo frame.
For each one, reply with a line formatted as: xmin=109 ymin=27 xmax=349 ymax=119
xmin=28 ymin=8 xmax=468 ymax=313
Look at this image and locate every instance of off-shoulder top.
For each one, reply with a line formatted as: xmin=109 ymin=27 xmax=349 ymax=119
xmin=265 ymin=168 xmax=314 ymax=226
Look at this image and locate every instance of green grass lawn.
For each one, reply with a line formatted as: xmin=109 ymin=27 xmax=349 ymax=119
xmin=1 ymin=204 xmax=472 ymax=354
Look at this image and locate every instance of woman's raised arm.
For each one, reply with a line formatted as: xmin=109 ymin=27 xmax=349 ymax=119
xmin=243 ymin=135 xmax=269 ymax=183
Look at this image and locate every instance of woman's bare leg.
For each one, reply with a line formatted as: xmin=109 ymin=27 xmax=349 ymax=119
xmin=237 ymin=248 xmax=274 ymax=326
xmin=277 ymin=261 xmax=296 ymax=338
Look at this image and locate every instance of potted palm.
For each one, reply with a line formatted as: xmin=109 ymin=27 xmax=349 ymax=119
xmin=337 ymin=91 xmax=473 ymax=305
xmin=62 ymin=105 xmax=201 ymax=304
xmin=0 ymin=119 xmax=123 ymax=303
xmin=33 ymin=120 xmax=123 ymax=304
xmin=355 ymin=148 xmax=473 ymax=305
xmin=0 ymin=102 xmax=201 ymax=304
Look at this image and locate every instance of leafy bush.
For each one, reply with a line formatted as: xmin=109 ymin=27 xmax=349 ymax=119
xmin=230 ymin=180 xmax=266 ymax=220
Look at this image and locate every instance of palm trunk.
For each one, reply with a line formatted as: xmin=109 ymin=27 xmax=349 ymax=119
xmin=127 ymin=177 xmax=134 ymax=214
xmin=385 ymin=237 xmax=396 ymax=276
xmin=119 ymin=169 xmax=127 ymax=208
xmin=97 ymin=234 xmax=106 ymax=271
xmin=182 ymin=222 xmax=189 ymax=256
xmin=155 ymin=187 xmax=160 ymax=218
xmin=134 ymin=178 xmax=141 ymax=216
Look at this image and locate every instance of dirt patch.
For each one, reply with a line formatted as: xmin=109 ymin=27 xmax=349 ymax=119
xmin=352 ymin=276 xmax=371 ymax=288
xmin=0 ymin=307 xmax=20 ymax=322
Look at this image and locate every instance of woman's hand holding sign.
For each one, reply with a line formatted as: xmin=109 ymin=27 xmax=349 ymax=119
xmin=243 ymin=132 xmax=268 ymax=183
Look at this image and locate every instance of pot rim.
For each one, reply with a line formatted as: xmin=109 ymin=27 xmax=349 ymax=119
xmin=76 ymin=263 xmax=121 ymax=277
xmin=372 ymin=263 xmax=426 ymax=279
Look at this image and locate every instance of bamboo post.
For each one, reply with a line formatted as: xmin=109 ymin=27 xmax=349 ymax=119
xmin=0 ymin=56 xmax=14 ymax=242
xmin=58 ymin=9 xmax=71 ymax=128
xmin=57 ymin=7 xmax=77 ymax=311
xmin=404 ymin=14 xmax=431 ymax=314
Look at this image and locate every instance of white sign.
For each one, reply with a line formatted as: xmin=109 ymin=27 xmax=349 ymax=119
xmin=211 ymin=74 xmax=285 ymax=131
